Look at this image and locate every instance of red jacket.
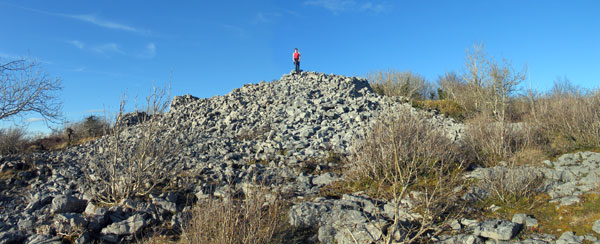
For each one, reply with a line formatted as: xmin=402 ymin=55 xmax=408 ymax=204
xmin=293 ymin=51 xmax=300 ymax=61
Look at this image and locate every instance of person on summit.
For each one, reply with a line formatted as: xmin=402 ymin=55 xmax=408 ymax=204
xmin=293 ymin=48 xmax=301 ymax=73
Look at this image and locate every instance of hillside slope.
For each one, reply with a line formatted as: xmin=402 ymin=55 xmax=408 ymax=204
xmin=0 ymin=71 xmax=597 ymax=244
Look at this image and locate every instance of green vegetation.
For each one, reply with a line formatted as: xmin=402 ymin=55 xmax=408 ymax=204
xmin=411 ymin=99 xmax=466 ymax=121
xmin=475 ymin=193 xmax=600 ymax=238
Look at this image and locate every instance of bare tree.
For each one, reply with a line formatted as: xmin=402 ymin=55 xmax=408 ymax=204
xmin=0 ymin=57 xmax=62 ymax=122
xmin=441 ymin=44 xmax=527 ymax=121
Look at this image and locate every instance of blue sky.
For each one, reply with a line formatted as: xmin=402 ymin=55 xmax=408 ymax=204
xmin=1 ymin=0 xmax=599 ymax=133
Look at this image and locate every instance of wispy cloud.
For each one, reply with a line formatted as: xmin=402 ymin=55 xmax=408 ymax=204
xmin=85 ymin=109 xmax=105 ymax=113
xmin=221 ymin=24 xmax=246 ymax=37
xmin=25 ymin=118 xmax=46 ymax=123
xmin=138 ymin=43 xmax=156 ymax=58
xmin=304 ymin=0 xmax=388 ymax=14
xmin=92 ymin=43 xmax=125 ymax=56
xmin=360 ymin=2 xmax=386 ymax=13
xmin=2 ymin=3 xmax=151 ymax=35
xmin=67 ymin=40 xmax=85 ymax=49
xmin=65 ymin=40 xmax=156 ymax=59
xmin=66 ymin=14 xmax=150 ymax=35
xmin=255 ymin=12 xmax=283 ymax=24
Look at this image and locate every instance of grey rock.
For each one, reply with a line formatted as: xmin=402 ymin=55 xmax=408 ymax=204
xmin=593 ymin=219 xmax=600 ymax=234
xmin=288 ymin=202 xmax=330 ymax=227
xmin=100 ymin=234 xmax=119 ymax=243
xmin=0 ymin=231 xmax=26 ymax=244
xmin=75 ymin=232 xmax=91 ymax=244
xmin=473 ymin=219 xmax=521 ymax=241
xmin=56 ymin=213 xmax=88 ymax=228
xmin=51 ymin=195 xmax=87 ymax=214
xmin=556 ymin=231 xmax=584 ymax=244
xmin=25 ymin=235 xmax=62 ymax=244
xmin=25 ymin=195 xmax=53 ymax=213
xmin=312 ymin=172 xmax=338 ymax=186
xmin=511 ymin=213 xmax=538 ymax=228
xmin=150 ymin=193 xmax=177 ymax=213
xmin=585 ymin=234 xmax=599 ymax=243
xmin=101 ymin=213 xmax=150 ymax=236
xmin=17 ymin=216 xmax=34 ymax=231
xmin=439 ymin=234 xmax=484 ymax=244
xmin=332 ymin=220 xmax=383 ymax=244
xmin=84 ymin=202 xmax=106 ymax=216
xmin=451 ymin=219 xmax=463 ymax=231
xmin=318 ymin=224 xmax=336 ymax=244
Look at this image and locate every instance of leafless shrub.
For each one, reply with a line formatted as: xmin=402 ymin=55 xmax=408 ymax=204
xmin=463 ymin=115 xmax=537 ymax=166
xmin=0 ymin=127 xmax=29 ymax=155
xmin=476 ymin=166 xmax=545 ymax=204
xmin=368 ymin=70 xmax=434 ymax=100
xmin=181 ymin=188 xmax=286 ymax=244
xmin=82 ymin=85 xmax=180 ymax=204
xmin=526 ymin=79 xmax=600 ymax=153
xmin=346 ymin=108 xmax=466 ymax=243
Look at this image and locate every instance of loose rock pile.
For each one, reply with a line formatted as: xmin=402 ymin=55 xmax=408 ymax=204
xmin=0 ymin=71 xmax=598 ymax=243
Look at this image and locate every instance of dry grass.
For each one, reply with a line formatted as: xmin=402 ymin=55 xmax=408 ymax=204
xmin=526 ymin=88 xmax=600 ymax=154
xmin=476 ymin=166 xmax=545 ymax=205
xmin=181 ymin=189 xmax=286 ymax=244
xmin=463 ymin=115 xmax=536 ymax=166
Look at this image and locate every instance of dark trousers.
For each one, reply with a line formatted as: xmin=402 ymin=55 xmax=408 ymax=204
xmin=294 ymin=60 xmax=300 ymax=73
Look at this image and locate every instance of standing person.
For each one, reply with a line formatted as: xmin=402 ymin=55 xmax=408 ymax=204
xmin=293 ymin=48 xmax=301 ymax=73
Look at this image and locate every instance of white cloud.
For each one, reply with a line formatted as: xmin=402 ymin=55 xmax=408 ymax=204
xmin=139 ymin=43 xmax=156 ymax=58
xmin=3 ymin=3 xmax=151 ymax=35
xmin=67 ymin=40 xmax=85 ymax=49
xmin=25 ymin=118 xmax=46 ymax=123
xmin=255 ymin=12 xmax=283 ymax=23
xmin=92 ymin=43 xmax=125 ymax=56
xmin=360 ymin=2 xmax=385 ymax=13
xmin=66 ymin=14 xmax=150 ymax=35
xmin=304 ymin=0 xmax=387 ymax=14
xmin=85 ymin=109 xmax=105 ymax=113
xmin=221 ymin=24 xmax=246 ymax=37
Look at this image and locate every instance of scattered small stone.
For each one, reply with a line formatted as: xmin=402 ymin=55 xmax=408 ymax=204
xmin=593 ymin=219 xmax=600 ymax=234
xmin=512 ymin=213 xmax=539 ymax=228
xmin=473 ymin=219 xmax=521 ymax=241
xmin=556 ymin=231 xmax=584 ymax=244
xmin=50 ymin=195 xmax=87 ymax=214
xmin=101 ymin=213 xmax=150 ymax=236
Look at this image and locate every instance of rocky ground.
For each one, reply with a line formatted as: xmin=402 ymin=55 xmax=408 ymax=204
xmin=0 ymin=71 xmax=599 ymax=243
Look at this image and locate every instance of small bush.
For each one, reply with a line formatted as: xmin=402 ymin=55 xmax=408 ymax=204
xmin=0 ymin=127 xmax=29 ymax=155
xmin=368 ymin=70 xmax=434 ymax=100
xmin=82 ymin=85 xmax=180 ymax=204
xmin=476 ymin=166 xmax=545 ymax=205
xmin=346 ymin=107 xmax=466 ymax=242
xmin=463 ymin=114 xmax=546 ymax=166
xmin=181 ymin=189 xmax=286 ymax=244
